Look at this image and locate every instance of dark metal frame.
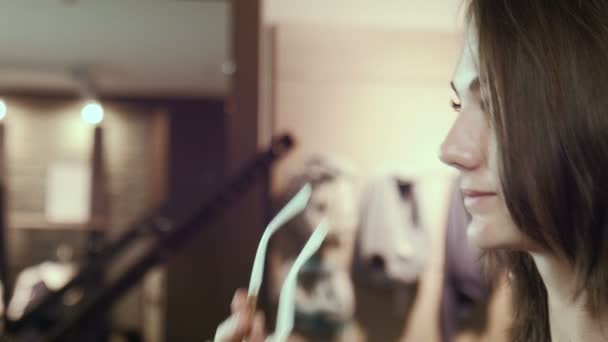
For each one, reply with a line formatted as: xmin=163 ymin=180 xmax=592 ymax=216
xmin=4 ymin=134 xmax=294 ymax=342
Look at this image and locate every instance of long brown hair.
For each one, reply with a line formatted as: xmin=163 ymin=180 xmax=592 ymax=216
xmin=465 ymin=1 xmax=608 ymax=341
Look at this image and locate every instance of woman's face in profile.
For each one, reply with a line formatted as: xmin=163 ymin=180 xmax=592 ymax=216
xmin=440 ymin=29 xmax=536 ymax=252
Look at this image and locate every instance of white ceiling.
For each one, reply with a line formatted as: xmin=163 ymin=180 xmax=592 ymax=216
xmin=0 ymin=0 xmax=463 ymax=98
xmin=0 ymin=0 xmax=230 ymax=97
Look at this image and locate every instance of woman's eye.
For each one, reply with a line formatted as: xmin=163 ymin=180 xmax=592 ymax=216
xmin=450 ymin=98 xmax=462 ymax=112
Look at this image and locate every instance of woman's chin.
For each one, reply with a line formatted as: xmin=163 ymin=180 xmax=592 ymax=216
xmin=466 ymin=216 xmax=520 ymax=250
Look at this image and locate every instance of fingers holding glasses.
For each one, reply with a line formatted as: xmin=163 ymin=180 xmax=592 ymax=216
xmin=216 ymin=184 xmax=316 ymax=342
xmin=230 ymin=288 xmax=249 ymax=312
xmin=250 ymin=311 xmax=267 ymax=342
xmin=215 ymin=289 xmax=267 ymax=342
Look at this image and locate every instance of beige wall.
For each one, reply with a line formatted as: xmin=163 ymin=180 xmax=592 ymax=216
xmin=271 ymin=24 xmax=461 ymax=187
xmin=269 ymin=23 xmax=461 ymax=341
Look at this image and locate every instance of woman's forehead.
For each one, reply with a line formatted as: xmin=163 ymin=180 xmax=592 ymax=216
xmin=451 ymin=30 xmax=480 ymax=96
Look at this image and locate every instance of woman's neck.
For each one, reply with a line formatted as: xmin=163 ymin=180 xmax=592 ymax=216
xmin=530 ymin=252 xmax=608 ymax=342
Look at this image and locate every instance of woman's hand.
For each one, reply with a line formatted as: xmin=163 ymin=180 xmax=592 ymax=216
xmin=214 ymin=289 xmax=266 ymax=342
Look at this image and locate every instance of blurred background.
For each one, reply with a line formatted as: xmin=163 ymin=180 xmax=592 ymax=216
xmin=0 ymin=1 xmax=511 ymax=341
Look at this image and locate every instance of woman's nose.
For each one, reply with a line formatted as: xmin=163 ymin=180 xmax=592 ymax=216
xmin=439 ymin=114 xmax=483 ymax=171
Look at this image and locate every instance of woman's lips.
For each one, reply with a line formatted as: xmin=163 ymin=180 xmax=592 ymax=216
xmin=462 ymin=189 xmax=497 ymax=212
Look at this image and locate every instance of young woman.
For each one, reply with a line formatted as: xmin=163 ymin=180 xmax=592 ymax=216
xmin=441 ymin=1 xmax=608 ymax=341
xmin=216 ymin=1 xmax=608 ymax=341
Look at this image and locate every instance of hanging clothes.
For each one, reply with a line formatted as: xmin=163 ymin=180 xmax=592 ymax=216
xmin=352 ymin=175 xmax=429 ymax=341
xmin=354 ymin=175 xmax=429 ymax=285
xmin=440 ymin=179 xmax=492 ymax=342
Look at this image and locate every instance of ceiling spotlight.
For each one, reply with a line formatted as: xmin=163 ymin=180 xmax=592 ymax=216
xmin=221 ymin=61 xmax=236 ymax=75
xmin=81 ymin=101 xmax=104 ymax=125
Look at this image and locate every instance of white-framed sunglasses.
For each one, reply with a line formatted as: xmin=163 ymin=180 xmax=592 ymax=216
xmin=246 ymin=183 xmax=329 ymax=342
